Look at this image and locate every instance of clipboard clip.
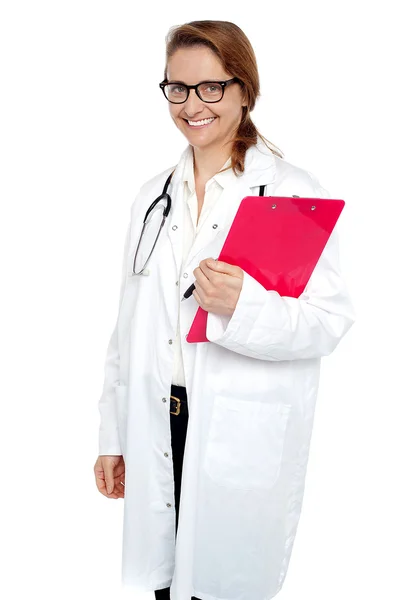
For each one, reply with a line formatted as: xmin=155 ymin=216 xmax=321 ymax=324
xmin=291 ymin=195 xmax=316 ymax=210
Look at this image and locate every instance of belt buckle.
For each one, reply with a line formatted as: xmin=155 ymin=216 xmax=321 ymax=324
xmin=170 ymin=395 xmax=181 ymax=416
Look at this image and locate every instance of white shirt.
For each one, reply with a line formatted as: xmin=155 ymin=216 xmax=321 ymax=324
xmin=171 ymin=147 xmax=231 ymax=386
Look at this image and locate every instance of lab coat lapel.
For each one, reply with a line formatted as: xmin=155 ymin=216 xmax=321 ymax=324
xmin=184 ymin=141 xmax=278 ymax=266
xmin=164 ymin=147 xmax=190 ymax=278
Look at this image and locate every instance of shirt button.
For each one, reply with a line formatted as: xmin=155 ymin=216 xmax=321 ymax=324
xmin=175 ymin=280 xmax=179 ymax=286
xmin=183 ymin=273 xmax=188 ymax=278
xmin=166 ymin=503 xmax=172 ymax=508
xmin=164 ymin=452 xmax=169 ymax=457
xmin=168 ymin=339 xmax=173 ymax=344
xmin=172 ymin=225 xmax=178 ymax=230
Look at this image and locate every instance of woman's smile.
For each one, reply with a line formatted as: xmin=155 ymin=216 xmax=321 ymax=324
xmin=183 ymin=116 xmax=217 ymax=129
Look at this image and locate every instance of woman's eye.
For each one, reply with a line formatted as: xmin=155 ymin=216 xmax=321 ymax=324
xmin=170 ymin=85 xmax=185 ymax=94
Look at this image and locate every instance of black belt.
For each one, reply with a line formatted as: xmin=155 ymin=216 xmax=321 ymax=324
xmin=170 ymin=384 xmax=188 ymax=416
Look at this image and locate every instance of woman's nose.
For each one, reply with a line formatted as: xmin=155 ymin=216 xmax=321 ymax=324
xmin=184 ymin=88 xmax=205 ymax=115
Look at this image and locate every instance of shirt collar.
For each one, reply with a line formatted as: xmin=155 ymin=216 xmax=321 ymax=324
xmin=182 ymin=145 xmax=234 ymax=195
xmin=176 ymin=136 xmax=277 ymax=192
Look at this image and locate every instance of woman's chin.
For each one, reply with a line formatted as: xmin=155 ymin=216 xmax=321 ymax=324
xmin=181 ymin=129 xmax=219 ymax=148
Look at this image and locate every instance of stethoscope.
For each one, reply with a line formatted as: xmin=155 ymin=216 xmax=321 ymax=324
xmin=131 ymin=170 xmax=175 ymax=276
xmin=131 ymin=169 xmax=268 ymax=276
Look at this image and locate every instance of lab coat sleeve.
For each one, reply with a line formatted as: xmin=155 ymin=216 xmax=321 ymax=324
xmin=206 ymin=177 xmax=356 ymax=361
xmin=97 ymin=216 xmax=132 ymax=456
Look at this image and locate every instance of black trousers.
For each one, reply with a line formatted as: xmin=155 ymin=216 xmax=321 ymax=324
xmin=154 ymin=384 xmax=200 ymax=600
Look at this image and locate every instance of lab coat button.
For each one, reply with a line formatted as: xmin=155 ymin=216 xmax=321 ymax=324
xmin=164 ymin=452 xmax=169 ymax=457
xmin=183 ymin=273 xmax=188 ymax=278
xmin=166 ymin=503 xmax=172 ymax=508
xmin=168 ymin=339 xmax=173 ymax=344
xmin=212 ymin=224 xmax=218 ymax=229
xmin=162 ymin=397 xmax=167 ymax=403
xmin=172 ymin=225 xmax=178 ymax=230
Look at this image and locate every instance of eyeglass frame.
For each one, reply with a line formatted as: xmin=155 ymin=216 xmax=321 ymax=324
xmin=159 ymin=77 xmax=242 ymax=104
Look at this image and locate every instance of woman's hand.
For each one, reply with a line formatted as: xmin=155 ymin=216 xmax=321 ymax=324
xmin=192 ymin=258 xmax=244 ymax=317
xmin=94 ymin=455 xmax=125 ymax=499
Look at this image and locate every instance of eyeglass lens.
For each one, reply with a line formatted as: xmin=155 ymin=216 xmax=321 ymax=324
xmin=164 ymin=82 xmax=223 ymax=103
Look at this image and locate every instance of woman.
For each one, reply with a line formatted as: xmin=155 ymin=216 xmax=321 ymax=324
xmin=94 ymin=20 xmax=355 ymax=600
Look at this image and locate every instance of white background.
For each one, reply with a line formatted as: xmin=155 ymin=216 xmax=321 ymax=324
xmin=1 ymin=1 xmax=398 ymax=599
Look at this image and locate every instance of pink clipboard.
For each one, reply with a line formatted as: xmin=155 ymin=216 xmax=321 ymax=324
xmin=186 ymin=195 xmax=345 ymax=343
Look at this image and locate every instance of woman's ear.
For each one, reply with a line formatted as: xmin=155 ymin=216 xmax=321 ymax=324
xmin=240 ymin=93 xmax=247 ymax=107
xmin=240 ymin=87 xmax=249 ymax=108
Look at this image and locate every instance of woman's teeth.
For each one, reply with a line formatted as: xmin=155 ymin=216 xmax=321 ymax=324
xmin=187 ymin=117 xmax=216 ymax=127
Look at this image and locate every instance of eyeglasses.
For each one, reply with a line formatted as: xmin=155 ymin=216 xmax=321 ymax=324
xmin=159 ymin=77 xmax=241 ymax=104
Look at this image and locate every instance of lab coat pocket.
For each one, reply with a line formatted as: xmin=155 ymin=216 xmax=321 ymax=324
xmin=115 ymin=383 xmax=128 ymax=456
xmin=203 ymin=394 xmax=291 ymax=490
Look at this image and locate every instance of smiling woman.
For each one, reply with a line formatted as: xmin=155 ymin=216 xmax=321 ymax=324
xmin=95 ymin=18 xmax=355 ymax=600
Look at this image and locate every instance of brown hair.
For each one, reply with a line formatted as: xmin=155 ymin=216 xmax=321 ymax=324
xmin=163 ymin=20 xmax=284 ymax=176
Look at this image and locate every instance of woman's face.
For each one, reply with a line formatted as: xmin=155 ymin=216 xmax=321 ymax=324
xmin=166 ymin=46 xmax=246 ymax=153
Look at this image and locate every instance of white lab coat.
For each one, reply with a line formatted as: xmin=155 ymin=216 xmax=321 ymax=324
xmin=98 ymin=138 xmax=356 ymax=600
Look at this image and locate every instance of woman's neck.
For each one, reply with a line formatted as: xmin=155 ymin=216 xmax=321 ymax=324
xmin=192 ymin=144 xmax=232 ymax=183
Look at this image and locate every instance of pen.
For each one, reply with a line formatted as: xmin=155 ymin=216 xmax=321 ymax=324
xmin=181 ymin=257 xmax=218 ymax=301
xmin=181 ymin=282 xmax=195 ymax=301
